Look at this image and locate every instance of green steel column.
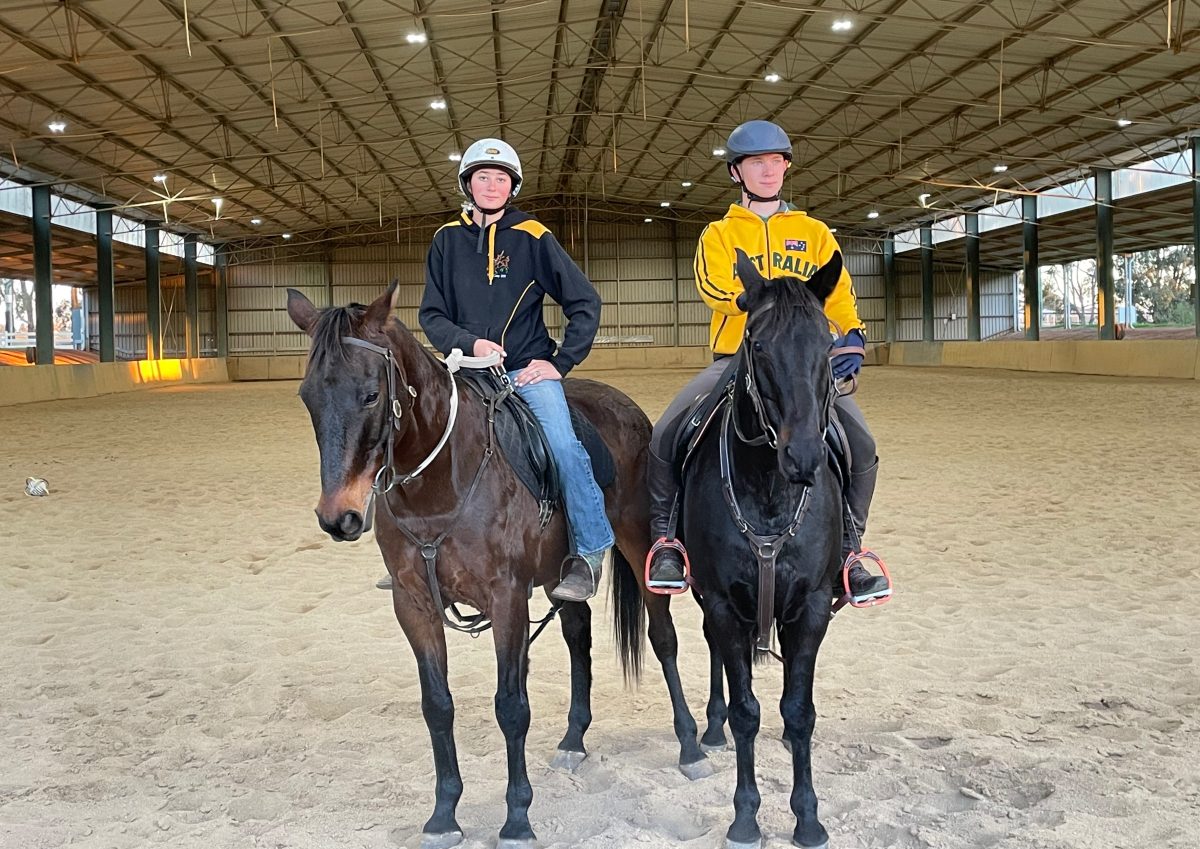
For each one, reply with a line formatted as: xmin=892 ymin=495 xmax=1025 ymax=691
xmin=184 ymin=234 xmax=199 ymax=358
xmin=1192 ymin=138 xmax=1199 ymax=338
xmin=883 ymin=235 xmax=897 ymax=343
xmin=920 ymin=223 xmax=934 ymax=341
xmin=670 ymin=218 xmax=681 ymax=346
xmin=145 ymin=221 xmax=162 ymax=359
xmin=1022 ymin=194 xmax=1040 ymax=340
xmin=215 ymin=245 xmax=229 ymax=358
xmin=965 ymin=212 xmax=982 ymax=341
xmin=31 ymin=184 xmax=54 ymax=365
xmin=95 ymin=204 xmax=115 ymax=362
xmin=1094 ymin=168 xmax=1116 ymax=340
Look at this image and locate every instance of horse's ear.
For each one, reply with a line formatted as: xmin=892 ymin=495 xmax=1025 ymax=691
xmin=286 ymin=288 xmax=320 ymax=335
xmin=364 ymin=279 xmax=400 ymax=328
xmin=734 ymin=248 xmax=770 ymax=311
xmin=805 ymin=251 xmax=843 ymax=305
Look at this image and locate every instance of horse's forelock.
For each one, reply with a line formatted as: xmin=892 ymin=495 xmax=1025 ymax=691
xmin=749 ymin=275 xmax=821 ymax=337
xmin=308 ymin=304 xmax=366 ymax=368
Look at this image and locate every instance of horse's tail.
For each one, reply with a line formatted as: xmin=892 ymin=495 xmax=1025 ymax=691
xmin=610 ymin=546 xmax=645 ymax=684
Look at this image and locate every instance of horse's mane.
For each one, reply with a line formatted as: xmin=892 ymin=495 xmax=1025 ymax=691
xmin=308 ymin=303 xmax=366 ymax=368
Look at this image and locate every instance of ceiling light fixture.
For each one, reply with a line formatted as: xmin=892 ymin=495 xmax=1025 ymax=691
xmin=430 ymin=98 xmax=447 ymax=110
xmin=918 ymin=192 xmax=931 ymax=206
xmin=681 ymin=181 xmax=693 ymax=188
xmin=764 ymin=72 xmax=781 ymax=83
xmin=250 ymin=218 xmax=262 ymax=226
xmin=832 ymin=19 xmax=853 ymax=32
xmin=448 ymin=153 xmax=461 ymax=161
xmin=47 ymin=120 xmax=67 ymax=133
xmin=406 ymin=32 xmax=427 ymax=44
xmin=712 ymin=147 xmax=726 ymax=157
xmin=1116 ymin=117 xmax=1132 ymax=127
xmin=992 ymin=163 xmax=1008 ymax=173
xmin=660 ymin=201 xmax=671 ymax=207
xmin=281 ymin=233 xmax=292 ymax=240
xmin=644 ymin=218 xmax=653 ymax=223
xmin=212 ymin=197 xmax=224 ymax=219
xmin=867 ymin=210 xmax=880 ymax=219
xmin=152 ymin=173 xmax=168 ymax=184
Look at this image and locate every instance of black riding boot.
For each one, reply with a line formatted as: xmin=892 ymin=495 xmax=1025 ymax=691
xmin=646 ymin=452 xmax=687 ymax=589
xmin=838 ymin=458 xmax=890 ymax=601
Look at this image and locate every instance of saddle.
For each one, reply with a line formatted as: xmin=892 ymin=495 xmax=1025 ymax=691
xmin=456 ymin=369 xmax=615 ymax=528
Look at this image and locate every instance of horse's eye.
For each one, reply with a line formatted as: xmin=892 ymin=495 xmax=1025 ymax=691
xmin=363 ymin=391 xmax=380 ymax=407
xmin=753 ymin=341 xmax=764 ymax=352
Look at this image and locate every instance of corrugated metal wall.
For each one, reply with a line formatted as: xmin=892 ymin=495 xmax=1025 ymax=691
xmin=86 ymin=272 xmax=215 ymax=359
xmin=894 ymin=257 xmax=1016 ymax=340
xmin=224 ymin=222 xmax=891 ymax=355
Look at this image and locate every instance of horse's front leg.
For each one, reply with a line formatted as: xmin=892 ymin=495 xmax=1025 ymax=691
xmin=710 ymin=605 xmax=763 ymax=849
xmin=551 ymin=599 xmax=592 ymax=770
xmin=643 ymin=592 xmax=710 ymax=778
xmin=391 ymin=587 xmax=464 ymax=849
xmin=492 ymin=585 xmax=537 ymax=847
xmin=779 ymin=593 xmax=833 ymax=849
xmin=701 ymin=614 xmax=730 ymax=751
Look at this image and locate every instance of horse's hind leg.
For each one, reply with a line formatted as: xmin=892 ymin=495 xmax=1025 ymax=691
xmin=779 ymin=596 xmax=833 ymax=849
xmin=701 ymin=615 xmax=730 ymax=752
xmin=551 ymin=600 xmax=592 ymax=771
xmin=492 ymin=587 xmax=537 ymax=846
xmin=392 ymin=595 xmax=464 ymax=849
xmin=643 ymin=593 xmax=710 ymax=779
xmin=711 ymin=609 xmax=763 ymax=849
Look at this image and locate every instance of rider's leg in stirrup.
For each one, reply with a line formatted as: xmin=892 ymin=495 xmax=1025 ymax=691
xmin=645 ymin=450 xmax=688 ymax=592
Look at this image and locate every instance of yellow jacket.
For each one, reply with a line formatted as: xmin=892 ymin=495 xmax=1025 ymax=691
xmin=694 ymin=203 xmax=864 ymax=354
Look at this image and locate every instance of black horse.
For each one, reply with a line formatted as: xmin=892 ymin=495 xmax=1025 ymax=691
xmin=286 ymin=283 xmax=709 ymax=849
xmin=682 ymin=249 xmax=847 ymax=849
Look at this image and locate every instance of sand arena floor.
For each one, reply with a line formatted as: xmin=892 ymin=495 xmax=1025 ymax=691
xmin=2 ymin=366 xmax=1198 ymax=849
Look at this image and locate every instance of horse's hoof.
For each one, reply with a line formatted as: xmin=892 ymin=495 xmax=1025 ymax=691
xmin=550 ymin=749 xmax=587 ymax=772
xmin=496 ymin=840 xmax=537 ymax=849
xmin=793 ymin=840 xmax=829 ymax=849
xmin=679 ymin=757 xmax=714 ymax=781
xmin=701 ymin=740 xmax=731 ymax=753
xmin=725 ymin=837 xmax=763 ymax=849
xmin=420 ymin=831 xmax=464 ymax=849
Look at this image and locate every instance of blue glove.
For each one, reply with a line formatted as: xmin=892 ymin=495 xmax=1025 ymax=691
xmin=831 ymin=329 xmax=866 ymax=380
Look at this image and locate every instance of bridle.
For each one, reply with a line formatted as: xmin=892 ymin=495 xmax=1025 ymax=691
xmin=720 ymin=321 xmax=837 ymax=657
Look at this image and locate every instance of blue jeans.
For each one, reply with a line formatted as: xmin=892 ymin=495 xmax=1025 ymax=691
xmin=509 ymin=369 xmax=614 ymax=557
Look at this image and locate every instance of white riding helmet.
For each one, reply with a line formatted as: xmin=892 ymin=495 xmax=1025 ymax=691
xmin=458 ymin=138 xmax=523 ymax=198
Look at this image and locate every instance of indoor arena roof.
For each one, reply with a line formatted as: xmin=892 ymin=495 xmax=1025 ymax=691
xmin=0 ymin=0 xmax=1197 ymax=250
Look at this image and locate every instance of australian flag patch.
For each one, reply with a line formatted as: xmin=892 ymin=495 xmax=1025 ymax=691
xmin=784 ymin=239 xmax=807 ymax=251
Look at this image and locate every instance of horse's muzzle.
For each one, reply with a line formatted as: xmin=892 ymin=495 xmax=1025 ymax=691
xmin=779 ymin=439 xmax=820 ymax=486
xmin=317 ymin=509 xmax=365 ymax=542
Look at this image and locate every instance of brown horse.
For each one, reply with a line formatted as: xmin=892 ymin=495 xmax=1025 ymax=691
xmin=286 ymin=283 xmax=710 ymax=849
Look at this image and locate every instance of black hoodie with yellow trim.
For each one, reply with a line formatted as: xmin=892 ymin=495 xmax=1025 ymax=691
xmin=419 ymin=207 xmax=601 ymax=376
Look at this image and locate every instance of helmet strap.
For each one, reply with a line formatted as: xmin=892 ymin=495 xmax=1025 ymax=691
xmin=730 ymin=165 xmax=781 ymax=203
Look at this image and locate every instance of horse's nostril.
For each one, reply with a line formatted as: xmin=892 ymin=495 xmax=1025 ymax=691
xmin=340 ymin=511 xmax=364 ymax=536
